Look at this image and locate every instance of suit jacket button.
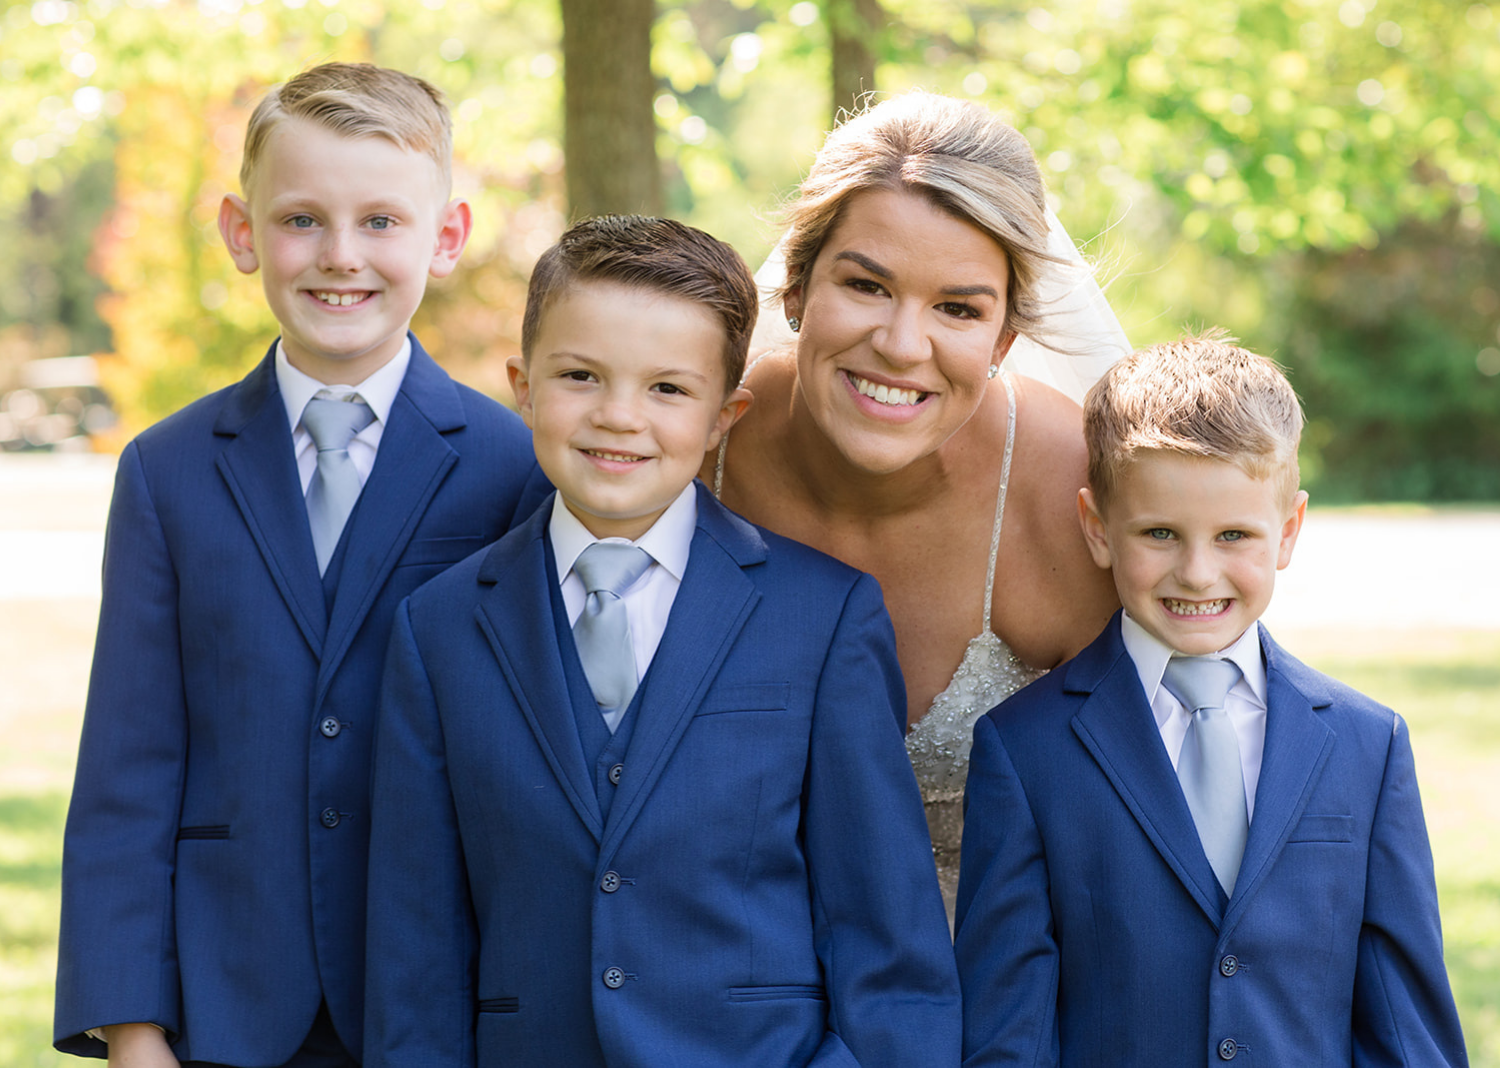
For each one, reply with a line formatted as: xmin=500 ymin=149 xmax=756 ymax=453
xmin=608 ymin=763 xmax=623 ymax=785
xmin=1218 ymin=1038 xmax=1238 ymax=1060
xmin=600 ymin=871 xmax=621 ymax=893
xmin=320 ymin=807 xmax=341 ymax=829
xmin=602 ymin=967 xmax=625 ymax=989
xmin=319 ymin=716 xmax=342 ymax=738
xmin=1219 ymin=954 xmax=1239 ymax=977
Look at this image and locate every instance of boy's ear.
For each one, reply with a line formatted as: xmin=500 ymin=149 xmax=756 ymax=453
xmin=706 ymin=387 xmax=754 ymax=451
xmin=218 ymin=194 xmax=260 ymax=275
xmin=1077 ymin=487 xmax=1115 ymax=571
xmin=1275 ymin=489 xmax=1309 ymax=570
xmin=505 ymin=354 xmax=535 ymax=428
xmin=429 ymin=199 xmax=473 ymax=280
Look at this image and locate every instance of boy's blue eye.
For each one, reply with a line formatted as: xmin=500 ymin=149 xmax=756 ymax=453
xmin=1146 ymin=528 xmax=1174 ymax=540
xmin=369 ymin=216 xmax=394 ymax=230
xmin=290 ymin=215 xmax=316 ymax=229
xmin=1221 ymin=530 xmax=1246 ymax=542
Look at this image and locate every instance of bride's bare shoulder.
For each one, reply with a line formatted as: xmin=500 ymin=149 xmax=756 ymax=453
xmin=996 ymin=374 xmax=1119 ymax=666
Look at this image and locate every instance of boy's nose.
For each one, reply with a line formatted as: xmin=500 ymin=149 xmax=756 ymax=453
xmin=591 ymin=393 xmax=647 ymax=432
xmin=319 ymin=228 xmax=362 ymax=272
xmin=1176 ymin=543 xmax=1218 ymax=590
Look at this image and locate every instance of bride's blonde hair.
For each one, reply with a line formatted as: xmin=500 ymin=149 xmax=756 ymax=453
xmin=777 ymin=91 xmax=1055 ymax=341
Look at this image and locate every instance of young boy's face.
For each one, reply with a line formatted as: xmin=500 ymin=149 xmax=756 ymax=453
xmin=1078 ymin=452 xmax=1308 ymax=656
xmin=218 ymin=117 xmax=470 ymax=385
xmin=507 ymin=280 xmax=752 ymax=542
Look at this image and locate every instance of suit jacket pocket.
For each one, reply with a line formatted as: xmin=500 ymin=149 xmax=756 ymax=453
xmin=396 ymin=534 xmax=488 ymax=569
xmin=727 ymin=984 xmax=826 ymax=1003
xmin=695 ymin=683 xmax=791 ymax=717
xmin=176 ymin=825 xmax=230 ymax=840
xmin=1287 ymin=813 xmax=1355 ymax=843
xmin=477 ymin=997 xmax=520 ymax=1014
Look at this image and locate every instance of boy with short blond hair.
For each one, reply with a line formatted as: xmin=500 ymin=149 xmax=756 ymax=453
xmin=55 ymin=62 xmax=545 ymax=1066
xmin=955 ymin=334 xmax=1466 ymax=1066
xmin=364 ymin=215 xmax=959 ymax=1067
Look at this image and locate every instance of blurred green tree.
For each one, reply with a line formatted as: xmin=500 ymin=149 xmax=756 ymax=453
xmin=0 ymin=0 xmax=1495 ymax=497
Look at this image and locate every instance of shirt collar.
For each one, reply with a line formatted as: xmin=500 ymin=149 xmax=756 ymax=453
xmin=549 ymin=482 xmax=698 ymax=583
xmin=1120 ymin=611 xmax=1268 ymax=720
xmin=275 ymin=336 xmax=411 ymax=433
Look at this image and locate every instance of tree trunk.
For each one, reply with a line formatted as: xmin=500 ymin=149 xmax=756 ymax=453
xmin=828 ymin=0 xmax=883 ymax=125
xmin=560 ymin=0 xmax=660 ymax=219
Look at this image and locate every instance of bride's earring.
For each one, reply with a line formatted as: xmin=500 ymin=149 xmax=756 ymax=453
xmin=987 ymin=363 xmax=1000 ymax=379
xmin=787 ymin=317 xmax=800 ymax=333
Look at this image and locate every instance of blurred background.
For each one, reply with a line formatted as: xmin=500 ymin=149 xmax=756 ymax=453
xmin=2 ymin=0 xmax=1497 ymax=499
xmin=1 ymin=0 xmax=1497 ymax=1064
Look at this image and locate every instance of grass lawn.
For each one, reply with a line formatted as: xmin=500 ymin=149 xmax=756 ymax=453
xmin=1 ymin=604 xmax=1496 ymax=1064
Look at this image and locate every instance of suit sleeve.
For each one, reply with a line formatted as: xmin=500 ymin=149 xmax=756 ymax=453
xmin=55 ymin=442 xmax=186 ymax=1054
xmin=1351 ymin=713 xmax=1468 ymax=1067
xmin=364 ymin=599 xmax=479 ymax=1068
xmin=953 ymin=714 xmax=1061 ymax=1068
xmin=802 ymin=573 xmax=962 ymax=1066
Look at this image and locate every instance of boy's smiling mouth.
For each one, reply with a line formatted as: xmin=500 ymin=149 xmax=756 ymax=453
xmin=583 ymin=448 xmax=647 ymax=464
xmin=1162 ymin=597 xmax=1231 ymax=617
xmin=311 ymin=290 xmax=373 ymax=307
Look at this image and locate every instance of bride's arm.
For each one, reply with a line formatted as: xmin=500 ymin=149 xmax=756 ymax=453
xmin=994 ymin=379 xmax=1120 ymax=669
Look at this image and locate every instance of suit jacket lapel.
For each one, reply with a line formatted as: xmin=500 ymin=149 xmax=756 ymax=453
xmin=599 ymin=486 xmax=764 ymax=862
xmin=1221 ymin=625 xmax=1335 ymax=931
xmin=213 ymin=348 xmax=327 ymax=657
xmin=475 ymin=503 xmax=604 ymax=842
xmin=318 ymin=339 xmax=462 ymax=701
xmin=1068 ymin=615 xmax=1227 ymax=924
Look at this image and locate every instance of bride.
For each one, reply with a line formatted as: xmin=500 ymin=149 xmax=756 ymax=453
xmin=703 ymin=91 xmax=1130 ymax=913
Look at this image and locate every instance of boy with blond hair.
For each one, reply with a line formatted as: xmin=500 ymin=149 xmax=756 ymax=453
xmin=955 ymin=334 xmax=1466 ymax=1066
xmin=55 ymin=63 xmax=544 ymax=1066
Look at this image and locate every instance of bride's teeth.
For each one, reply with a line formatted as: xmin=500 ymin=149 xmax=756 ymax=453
xmin=853 ymin=375 xmax=922 ymax=407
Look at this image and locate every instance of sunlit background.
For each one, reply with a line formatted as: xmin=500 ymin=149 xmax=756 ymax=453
xmin=1 ymin=0 xmax=1497 ymax=1063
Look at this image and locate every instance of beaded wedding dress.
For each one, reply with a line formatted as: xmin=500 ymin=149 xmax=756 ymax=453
xmin=902 ymin=372 xmax=1048 ymax=914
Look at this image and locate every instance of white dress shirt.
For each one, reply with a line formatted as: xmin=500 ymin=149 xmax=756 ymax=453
xmin=275 ymin=338 xmax=411 ymax=493
xmin=1120 ymin=613 xmax=1269 ymax=821
xmin=550 ymin=484 xmax=696 ymax=728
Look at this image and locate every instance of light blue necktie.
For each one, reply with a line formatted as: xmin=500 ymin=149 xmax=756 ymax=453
xmin=1163 ymin=656 xmax=1248 ymax=896
xmin=301 ymin=397 xmax=375 ymax=576
xmin=572 ymin=542 xmax=653 ymax=733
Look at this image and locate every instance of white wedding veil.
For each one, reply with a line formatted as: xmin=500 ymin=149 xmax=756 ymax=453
xmin=748 ymin=206 xmax=1131 ymax=405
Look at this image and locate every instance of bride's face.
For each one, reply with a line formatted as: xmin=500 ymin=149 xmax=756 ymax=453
xmin=786 ymin=188 xmax=1016 ymax=477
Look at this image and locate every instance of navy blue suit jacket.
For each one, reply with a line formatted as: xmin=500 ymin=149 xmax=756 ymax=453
xmin=364 ymin=484 xmax=960 ymax=1067
xmin=55 ymin=336 xmax=547 ymax=1063
xmin=954 ymin=613 xmax=1466 ymax=1067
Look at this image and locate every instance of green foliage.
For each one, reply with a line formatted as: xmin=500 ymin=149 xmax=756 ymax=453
xmin=0 ymin=0 xmax=1496 ymax=496
xmin=1 ymin=0 xmax=565 ymax=426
